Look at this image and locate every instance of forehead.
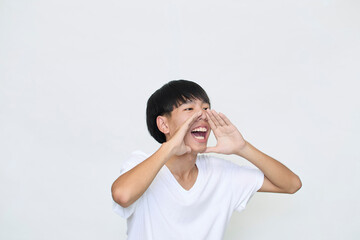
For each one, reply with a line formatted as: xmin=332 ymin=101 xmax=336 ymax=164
xmin=177 ymin=98 xmax=209 ymax=106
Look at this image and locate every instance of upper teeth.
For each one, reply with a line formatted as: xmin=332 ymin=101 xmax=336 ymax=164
xmin=192 ymin=127 xmax=207 ymax=132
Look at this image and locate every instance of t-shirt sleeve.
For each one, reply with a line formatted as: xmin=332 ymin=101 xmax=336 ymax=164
xmin=230 ymin=164 xmax=264 ymax=213
xmin=112 ymin=151 xmax=148 ymax=219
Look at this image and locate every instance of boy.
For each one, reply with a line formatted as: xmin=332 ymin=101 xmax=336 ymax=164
xmin=111 ymin=80 xmax=301 ymax=240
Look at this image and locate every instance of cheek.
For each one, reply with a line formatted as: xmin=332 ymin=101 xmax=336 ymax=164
xmin=169 ymin=121 xmax=185 ymax=135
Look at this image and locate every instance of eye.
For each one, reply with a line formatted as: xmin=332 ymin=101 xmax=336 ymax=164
xmin=203 ymin=107 xmax=209 ymax=110
xmin=184 ymin=108 xmax=193 ymax=111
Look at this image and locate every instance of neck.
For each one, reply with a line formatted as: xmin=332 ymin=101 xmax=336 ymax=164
xmin=165 ymin=152 xmax=198 ymax=179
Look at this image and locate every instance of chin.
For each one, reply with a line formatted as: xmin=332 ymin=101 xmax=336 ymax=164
xmin=189 ymin=143 xmax=207 ymax=154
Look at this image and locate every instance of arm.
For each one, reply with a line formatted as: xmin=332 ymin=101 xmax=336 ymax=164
xmin=236 ymin=141 xmax=302 ymax=194
xmin=111 ymin=144 xmax=172 ymax=208
xmin=111 ymin=111 xmax=203 ymax=207
xmin=205 ymin=109 xmax=302 ymax=194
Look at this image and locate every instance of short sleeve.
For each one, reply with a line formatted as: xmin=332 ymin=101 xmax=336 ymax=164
xmin=230 ymin=165 xmax=264 ymax=212
xmin=112 ymin=151 xmax=148 ymax=219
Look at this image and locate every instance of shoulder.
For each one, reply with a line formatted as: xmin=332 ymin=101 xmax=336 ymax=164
xmin=125 ymin=150 xmax=148 ymax=163
xmin=129 ymin=150 xmax=149 ymax=159
xmin=119 ymin=150 xmax=149 ymax=174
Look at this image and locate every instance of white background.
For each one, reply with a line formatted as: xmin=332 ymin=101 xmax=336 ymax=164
xmin=1 ymin=0 xmax=359 ymax=239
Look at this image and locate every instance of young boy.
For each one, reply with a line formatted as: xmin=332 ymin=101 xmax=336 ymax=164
xmin=111 ymin=80 xmax=301 ymax=240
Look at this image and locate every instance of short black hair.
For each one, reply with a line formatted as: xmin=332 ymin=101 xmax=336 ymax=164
xmin=146 ymin=80 xmax=211 ymax=143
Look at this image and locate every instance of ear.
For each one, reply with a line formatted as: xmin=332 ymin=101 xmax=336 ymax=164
xmin=156 ymin=116 xmax=170 ymax=134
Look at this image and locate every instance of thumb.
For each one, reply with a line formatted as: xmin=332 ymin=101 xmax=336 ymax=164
xmin=176 ymin=145 xmax=192 ymax=156
xmin=185 ymin=146 xmax=192 ymax=154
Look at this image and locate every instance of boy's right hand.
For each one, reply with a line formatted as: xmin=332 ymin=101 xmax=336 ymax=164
xmin=166 ymin=111 xmax=203 ymax=156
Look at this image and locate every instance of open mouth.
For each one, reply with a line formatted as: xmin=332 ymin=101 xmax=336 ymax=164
xmin=191 ymin=126 xmax=208 ymax=140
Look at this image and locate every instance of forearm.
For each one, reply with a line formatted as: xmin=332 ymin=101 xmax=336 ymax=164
xmin=111 ymin=143 xmax=173 ymax=207
xmin=236 ymin=141 xmax=301 ymax=193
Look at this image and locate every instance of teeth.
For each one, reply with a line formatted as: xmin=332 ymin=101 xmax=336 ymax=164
xmin=192 ymin=127 xmax=207 ymax=132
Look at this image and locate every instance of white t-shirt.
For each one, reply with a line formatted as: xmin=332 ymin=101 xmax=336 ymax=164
xmin=113 ymin=151 xmax=264 ymax=240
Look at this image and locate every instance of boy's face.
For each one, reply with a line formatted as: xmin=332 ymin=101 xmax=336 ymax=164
xmin=165 ymin=98 xmax=211 ymax=153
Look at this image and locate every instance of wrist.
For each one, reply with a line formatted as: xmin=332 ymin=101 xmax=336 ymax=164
xmin=161 ymin=141 xmax=176 ymax=158
xmin=235 ymin=140 xmax=251 ymax=157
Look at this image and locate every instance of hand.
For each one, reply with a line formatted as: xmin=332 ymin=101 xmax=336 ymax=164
xmin=205 ymin=109 xmax=247 ymax=155
xmin=167 ymin=111 xmax=203 ymax=156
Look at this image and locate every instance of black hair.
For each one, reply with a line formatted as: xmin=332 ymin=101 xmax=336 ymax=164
xmin=146 ymin=79 xmax=211 ymax=143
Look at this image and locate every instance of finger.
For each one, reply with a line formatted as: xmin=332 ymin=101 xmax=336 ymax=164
xmin=218 ymin=112 xmax=232 ymax=126
xmin=207 ymin=109 xmax=220 ymax=127
xmin=183 ymin=111 xmax=202 ymax=129
xmin=212 ymin=110 xmax=227 ymax=126
xmin=178 ymin=111 xmax=201 ymax=134
xmin=206 ymin=111 xmax=217 ymax=130
xmin=174 ymin=111 xmax=202 ymax=139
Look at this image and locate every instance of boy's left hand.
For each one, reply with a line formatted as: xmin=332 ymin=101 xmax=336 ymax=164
xmin=205 ymin=109 xmax=247 ymax=155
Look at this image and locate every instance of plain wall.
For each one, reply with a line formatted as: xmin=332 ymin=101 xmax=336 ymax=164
xmin=1 ymin=0 xmax=359 ymax=239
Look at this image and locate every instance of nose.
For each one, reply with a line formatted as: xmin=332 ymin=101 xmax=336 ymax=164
xmin=198 ymin=109 xmax=208 ymax=121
